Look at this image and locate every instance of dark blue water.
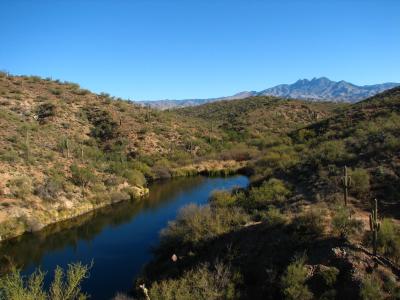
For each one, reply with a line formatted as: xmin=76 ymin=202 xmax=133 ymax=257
xmin=0 ymin=175 xmax=249 ymax=299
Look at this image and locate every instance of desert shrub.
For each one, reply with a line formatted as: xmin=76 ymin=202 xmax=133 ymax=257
xmin=36 ymin=102 xmax=57 ymax=123
xmin=210 ymin=190 xmax=238 ymax=207
xmin=281 ymin=255 xmax=313 ymax=300
xmin=48 ymin=88 xmax=62 ymax=95
xmin=291 ymin=209 xmax=325 ymax=242
xmin=168 ymin=150 xmax=192 ymax=164
xmin=0 ymin=262 xmax=90 ymax=300
xmin=251 ymin=205 xmax=287 ymax=225
xmin=123 ymin=169 xmax=146 ymax=187
xmin=350 ymin=168 xmax=370 ymax=197
xmin=0 ymin=218 xmax=26 ymax=239
xmin=248 ymin=178 xmax=291 ymax=207
xmin=313 ymin=140 xmax=349 ymax=165
xmin=382 ymin=276 xmax=400 ymax=299
xmin=331 ymin=205 xmax=363 ymax=239
xmin=82 ymin=145 xmax=105 ymax=162
xmin=257 ymin=146 xmax=299 ymax=171
xmin=72 ymin=88 xmax=89 ymax=95
xmin=8 ymin=176 xmax=32 ymax=200
xmin=295 ymin=129 xmax=316 ymax=143
xmin=264 ymin=206 xmax=287 ymax=226
xmin=376 ymin=219 xmax=400 ymax=261
xmin=0 ymin=149 xmax=19 ymax=163
xmin=360 ymin=274 xmax=383 ymax=300
xmin=159 ymin=204 xmax=249 ymax=249
xmin=219 ymin=144 xmax=258 ymax=161
xmin=149 ymin=262 xmax=238 ymax=300
xmin=85 ymin=108 xmax=118 ymax=142
xmin=130 ymin=161 xmax=153 ymax=178
xmin=70 ymin=164 xmax=96 ymax=189
xmin=319 ymin=266 xmax=339 ymax=287
xmin=35 ymin=174 xmax=64 ymax=201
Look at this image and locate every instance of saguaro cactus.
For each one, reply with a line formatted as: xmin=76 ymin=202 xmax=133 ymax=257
xmin=341 ymin=165 xmax=352 ymax=206
xmin=25 ymin=127 xmax=30 ymax=161
xmin=369 ymin=198 xmax=380 ymax=255
xmin=65 ymin=138 xmax=70 ymax=158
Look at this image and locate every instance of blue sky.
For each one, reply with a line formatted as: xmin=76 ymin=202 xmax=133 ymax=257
xmin=0 ymin=0 xmax=399 ymax=100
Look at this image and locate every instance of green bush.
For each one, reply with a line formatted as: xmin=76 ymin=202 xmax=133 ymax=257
xmin=72 ymin=88 xmax=89 ymax=96
xmin=377 ymin=219 xmax=400 ymax=262
xmin=85 ymin=108 xmax=118 ymax=142
xmin=292 ymin=209 xmax=325 ymax=242
xmin=360 ymin=274 xmax=383 ymax=300
xmin=159 ymin=204 xmax=249 ymax=248
xmin=257 ymin=146 xmax=299 ymax=171
xmin=48 ymin=88 xmax=62 ymax=96
xmin=210 ymin=190 xmax=238 ymax=207
xmin=0 ymin=149 xmax=20 ymax=163
xmin=281 ymin=255 xmax=313 ymax=300
xmin=123 ymin=169 xmax=146 ymax=187
xmin=319 ymin=266 xmax=339 ymax=287
xmin=149 ymin=262 xmax=238 ymax=300
xmin=331 ymin=205 xmax=362 ymax=239
xmin=0 ymin=262 xmax=90 ymax=300
xmin=313 ymin=140 xmax=349 ymax=165
xmin=8 ymin=176 xmax=32 ymax=200
xmin=36 ymin=102 xmax=57 ymax=123
xmin=70 ymin=164 xmax=96 ymax=189
xmin=350 ymin=168 xmax=370 ymax=197
xmin=248 ymin=178 xmax=291 ymax=207
xmin=264 ymin=206 xmax=287 ymax=226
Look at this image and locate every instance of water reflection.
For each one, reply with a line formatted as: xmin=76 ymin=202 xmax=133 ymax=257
xmin=0 ymin=175 xmax=248 ymax=299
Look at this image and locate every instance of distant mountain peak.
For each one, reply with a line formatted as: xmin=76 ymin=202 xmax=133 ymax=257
xmin=259 ymin=77 xmax=399 ymax=102
xmin=138 ymin=77 xmax=399 ymax=109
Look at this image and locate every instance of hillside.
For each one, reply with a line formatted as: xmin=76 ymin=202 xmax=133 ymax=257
xmin=139 ymin=77 xmax=399 ymax=109
xmin=0 ymin=73 xmax=231 ymax=240
xmin=136 ymin=88 xmax=400 ymax=300
xmin=177 ymin=96 xmax=347 ymax=148
xmin=0 ymin=73 xmax=344 ymax=241
xmin=287 ymin=86 xmax=400 ymax=212
xmin=2 ymin=73 xmax=399 ymax=299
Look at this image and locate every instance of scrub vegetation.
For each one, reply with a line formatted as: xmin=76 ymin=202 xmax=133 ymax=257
xmin=134 ymin=87 xmax=400 ymax=299
xmin=1 ymin=72 xmax=400 ymax=299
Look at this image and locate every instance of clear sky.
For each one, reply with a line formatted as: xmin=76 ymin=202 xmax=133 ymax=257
xmin=0 ymin=0 xmax=399 ymax=100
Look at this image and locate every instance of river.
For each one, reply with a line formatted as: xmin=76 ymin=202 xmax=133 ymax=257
xmin=0 ymin=175 xmax=249 ymax=299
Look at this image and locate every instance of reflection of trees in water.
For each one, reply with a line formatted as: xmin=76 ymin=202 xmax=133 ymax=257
xmin=0 ymin=176 xmax=207 ymax=274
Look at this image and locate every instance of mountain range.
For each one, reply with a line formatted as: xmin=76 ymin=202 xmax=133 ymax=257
xmin=138 ymin=77 xmax=399 ymax=109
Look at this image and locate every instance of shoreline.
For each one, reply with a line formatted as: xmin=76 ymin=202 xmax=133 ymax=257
xmin=0 ymin=160 xmax=249 ymax=244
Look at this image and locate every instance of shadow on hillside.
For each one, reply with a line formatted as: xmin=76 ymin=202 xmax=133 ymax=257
xmin=141 ymin=220 xmax=360 ymax=300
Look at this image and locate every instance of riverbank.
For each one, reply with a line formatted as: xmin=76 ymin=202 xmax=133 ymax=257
xmin=0 ymin=159 xmax=248 ymax=243
xmin=0 ymin=175 xmax=250 ymax=299
xmin=0 ymin=184 xmax=149 ymax=242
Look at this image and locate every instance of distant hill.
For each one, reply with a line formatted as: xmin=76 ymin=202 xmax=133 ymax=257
xmin=139 ymin=77 xmax=399 ymax=109
xmin=137 ymin=91 xmax=257 ymax=110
